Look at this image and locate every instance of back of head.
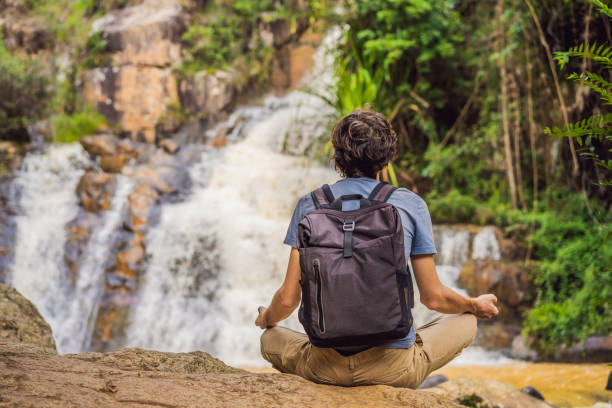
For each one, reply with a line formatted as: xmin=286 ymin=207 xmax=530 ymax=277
xmin=331 ymin=110 xmax=398 ymax=179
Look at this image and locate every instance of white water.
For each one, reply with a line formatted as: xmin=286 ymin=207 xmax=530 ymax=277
xmin=8 ymin=144 xmax=136 ymax=353
xmin=58 ymin=176 xmax=134 ymax=353
xmin=124 ymin=32 xmax=340 ymax=365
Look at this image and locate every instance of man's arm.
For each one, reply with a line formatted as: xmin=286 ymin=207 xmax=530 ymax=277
xmin=256 ymin=247 xmax=301 ymax=329
xmin=411 ymin=254 xmax=498 ymax=319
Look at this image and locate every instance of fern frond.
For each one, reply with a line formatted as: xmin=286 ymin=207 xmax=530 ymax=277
xmin=560 ymin=42 xmax=612 ymax=70
xmin=544 ymin=113 xmax=612 ymax=140
xmin=590 ymin=0 xmax=612 ymax=19
xmin=567 ymin=72 xmax=612 ymax=104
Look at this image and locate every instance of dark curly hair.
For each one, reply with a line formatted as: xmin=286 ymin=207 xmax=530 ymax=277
xmin=331 ymin=109 xmax=398 ymax=178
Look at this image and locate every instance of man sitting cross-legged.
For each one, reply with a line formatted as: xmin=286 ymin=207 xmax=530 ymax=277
xmin=255 ymin=110 xmax=498 ymax=388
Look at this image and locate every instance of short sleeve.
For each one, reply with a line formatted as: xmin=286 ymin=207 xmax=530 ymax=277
xmin=283 ymin=194 xmax=316 ymax=248
xmin=410 ymin=198 xmax=436 ymax=255
xmin=388 ymin=188 xmax=437 ymax=258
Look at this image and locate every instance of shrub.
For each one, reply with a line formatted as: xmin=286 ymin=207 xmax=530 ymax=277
xmin=52 ymin=108 xmax=107 ymax=143
xmin=0 ymin=33 xmax=50 ymax=141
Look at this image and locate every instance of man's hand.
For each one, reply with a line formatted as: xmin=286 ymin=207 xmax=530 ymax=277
xmin=255 ymin=306 xmax=276 ymax=329
xmin=471 ymin=294 xmax=499 ymax=319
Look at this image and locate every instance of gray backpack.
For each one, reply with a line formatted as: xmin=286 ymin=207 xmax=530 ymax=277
xmin=297 ymin=182 xmax=414 ymax=349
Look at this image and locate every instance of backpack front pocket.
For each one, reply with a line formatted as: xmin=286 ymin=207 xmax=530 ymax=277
xmin=313 ymin=258 xmax=326 ymax=333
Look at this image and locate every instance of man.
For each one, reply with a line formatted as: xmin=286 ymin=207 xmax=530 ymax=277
xmin=255 ymin=110 xmax=498 ymax=388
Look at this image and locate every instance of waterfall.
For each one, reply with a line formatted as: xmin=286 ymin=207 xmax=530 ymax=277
xmin=124 ymin=31 xmax=340 ymax=366
xmin=8 ymin=144 xmax=135 ymax=353
xmin=427 ymin=225 xmax=513 ymax=366
xmin=8 ymin=145 xmax=88 ymax=351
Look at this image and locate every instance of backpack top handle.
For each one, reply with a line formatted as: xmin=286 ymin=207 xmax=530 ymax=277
xmin=329 ymin=194 xmax=372 ymax=211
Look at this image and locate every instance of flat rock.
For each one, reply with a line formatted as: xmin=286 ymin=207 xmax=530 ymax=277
xmin=0 ymin=341 xmax=460 ymax=407
xmin=428 ymin=376 xmax=551 ymax=408
xmin=0 ymin=284 xmax=56 ymax=352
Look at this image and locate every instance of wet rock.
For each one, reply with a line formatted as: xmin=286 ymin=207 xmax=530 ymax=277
xmin=64 ymin=211 xmax=100 ymax=278
xmin=81 ymin=135 xmax=140 ymax=173
xmin=0 ymin=284 xmax=57 ymax=352
xmin=555 ymin=335 xmax=612 ymax=363
xmin=76 ymin=170 xmax=116 ymax=213
xmin=459 ymin=259 xmax=533 ymax=322
xmin=521 ymin=386 xmax=545 ymax=400
xmin=80 ymin=134 xmax=118 ymax=158
xmin=418 ymin=374 xmax=449 ymax=389
xmin=0 ymin=341 xmax=461 ymax=407
xmin=0 ymin=178 xmax=18 ymax=283
xmin=159 ymin=138 xmax=179 ymax=154
xmin=509 ymin=334 xmax=539 ymax=361
xmin=472 ymin=322 xmax=520 ymax=350
xmin=0 ymin=142 xmax=26 ymax=175
xmin=428 ymin=376 xmax=551 ymax=408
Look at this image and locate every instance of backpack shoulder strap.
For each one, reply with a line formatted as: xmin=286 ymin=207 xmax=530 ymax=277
xmin=311 ymin=184 xmax=335 ymax=209
xmin=368 ymin=181 xmax=396 ymax=203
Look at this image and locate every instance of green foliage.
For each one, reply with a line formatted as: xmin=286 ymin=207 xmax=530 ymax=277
xmin=51 ymin=107 xmax=107 ymax=143
xmin=81 ymin=31 xmax=110 ymax=69
xmin=548 ymin=9 xmax=612 ymax=185
xmin=337 ymin=0 xmax=466 ymax=136
xmin=0 ymin=33 xmax=50 ymax=141
xmin=521 ymin=191 xmax=612 ymax=353
xmin=459 ymin=393 xmax=483 ymax=408
xmin=180 ymin=1 xmax=327 ymax=86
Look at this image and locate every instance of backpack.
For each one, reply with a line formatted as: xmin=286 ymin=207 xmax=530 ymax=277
xmin=297 ymin=181 xmax=414 ymax=348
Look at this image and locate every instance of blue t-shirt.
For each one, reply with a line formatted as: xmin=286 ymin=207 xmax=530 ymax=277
xmin=284 ymin=177 xmax=437 ymax=350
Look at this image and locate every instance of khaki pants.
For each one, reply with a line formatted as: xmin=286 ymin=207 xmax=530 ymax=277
xmin=260 ymin=313 xmax=477 ymax=389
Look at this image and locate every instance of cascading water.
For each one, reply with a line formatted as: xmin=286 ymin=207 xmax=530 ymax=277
xmin=124 ymin=31 xmax=340 ymax=365
xmin=8 ymin=144 xmax=135 ymax=353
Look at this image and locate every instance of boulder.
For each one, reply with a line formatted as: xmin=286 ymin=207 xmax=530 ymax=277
xmin=80 ymin=135 xmax=140 ymax=173
xmin=458 ymin=259 xmax=533 ymax=322
xmin=0 ymin=284 xmax=56 ymax=352
xmin=0 ymin=341 xmax=461 ymax=407
xmin=472 ymin=322 xmax=520 ymax=350
xmin=76 ymin=170 xmax=116 ymax=213
xmin=428 ymin=376 xmax=551 ymax=408
xmin=80 ymin=134 xmax=118 ymax=158
xmin=179 ymin=70 xmax=236 ymax=120
xmin=555 ymin=335 xmax=612 ymax=363
xmin=0 ymin=141 xmax=26 ymax=175
xmin=509 ymin=334 xmax=539 ymax=361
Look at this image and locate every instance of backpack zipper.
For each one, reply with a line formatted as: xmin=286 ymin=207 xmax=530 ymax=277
xmin=313 ymin=259 xmax=325 ymax=333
